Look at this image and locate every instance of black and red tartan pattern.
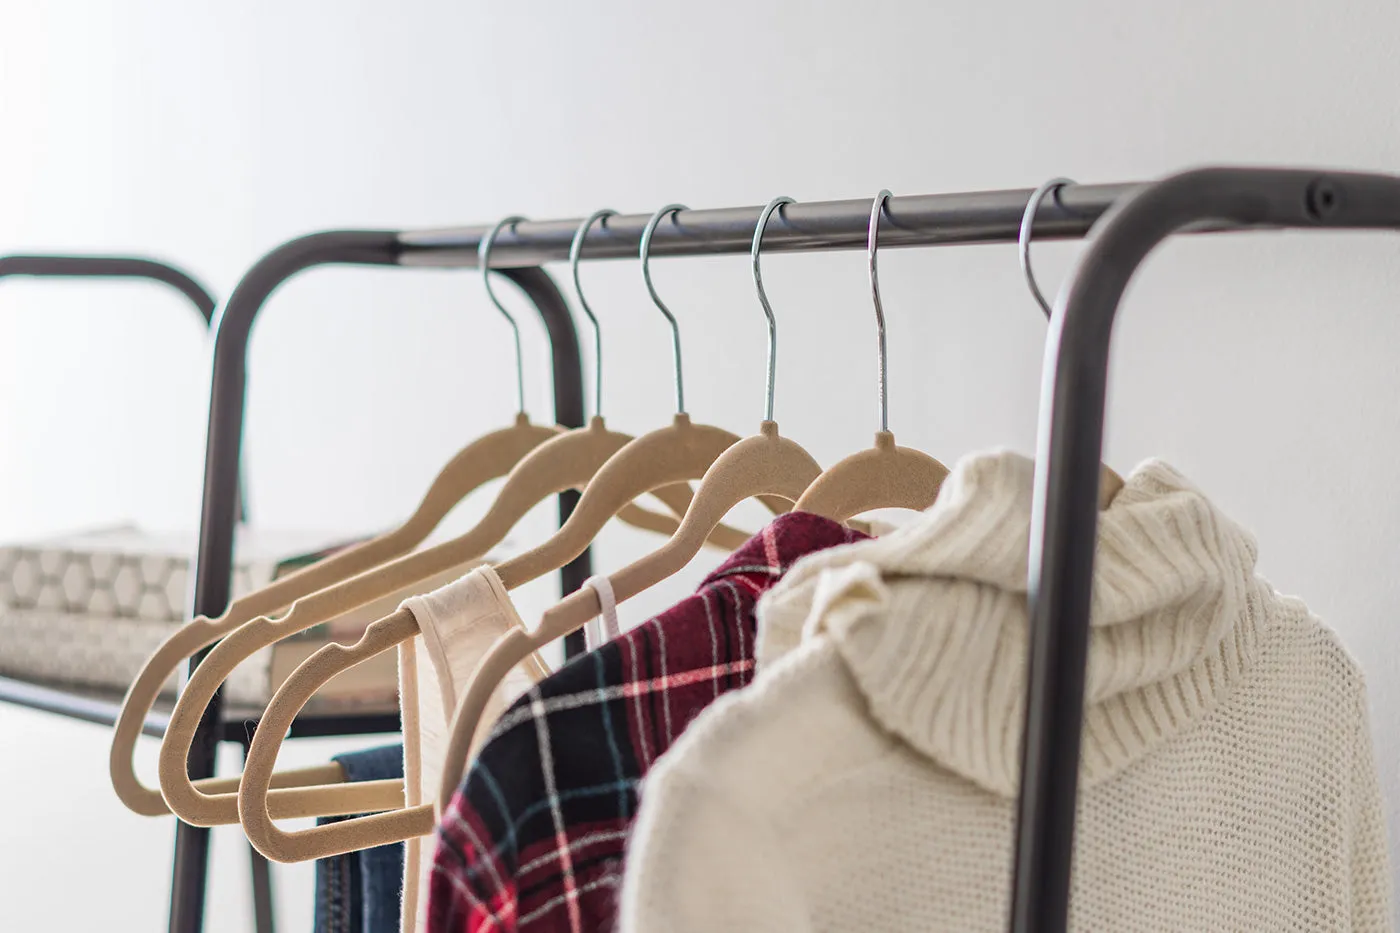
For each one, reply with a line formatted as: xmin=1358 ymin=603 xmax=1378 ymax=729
xmin=426 ymin=512 xmax=867 ymax=933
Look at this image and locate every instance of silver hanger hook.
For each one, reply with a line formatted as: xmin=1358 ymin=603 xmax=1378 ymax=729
xmin=1018 ymin=177 xmax=1075 ymax=319
xmin=752 ymin=196 xmax=793 ymax=423
xmin=640 ymin=203 xmax=689 ymax=415
xmin=868 ymin=190 xmax=892 ymax=433
xmin=569 ymin=209 xmax=617 ymax=419
xmin=479 ymin=216 xmax=528 ymax=414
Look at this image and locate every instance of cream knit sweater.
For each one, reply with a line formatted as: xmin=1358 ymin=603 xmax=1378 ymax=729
xmin=618 ymin=451 xmax=1393 ymax=932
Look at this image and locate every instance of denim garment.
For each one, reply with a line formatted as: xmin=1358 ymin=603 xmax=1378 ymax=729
xmin=314 ymin=744 xmax=405 ymax=933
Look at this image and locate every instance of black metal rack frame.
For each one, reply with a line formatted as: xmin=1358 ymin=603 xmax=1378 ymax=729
xmin=174 ymin=165 xmax=1396 ymax=933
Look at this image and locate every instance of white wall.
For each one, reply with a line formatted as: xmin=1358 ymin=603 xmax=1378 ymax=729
xmin=2 ymin=1 xmax=1399 ymax=929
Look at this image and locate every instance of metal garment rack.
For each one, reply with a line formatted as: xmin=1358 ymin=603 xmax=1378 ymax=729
xmin=176 ymin=167 xmax=1372 ymax=933
xmin=175 ymin=237 xmax=591 ymax=933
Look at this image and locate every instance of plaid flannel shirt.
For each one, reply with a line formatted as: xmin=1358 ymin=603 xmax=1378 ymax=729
xmin=427 ymin=512 xmax=867 ymax=933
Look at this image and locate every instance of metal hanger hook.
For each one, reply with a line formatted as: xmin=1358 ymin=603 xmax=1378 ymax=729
xmin=570 ymin=209 xmax=617 ymax=419
xmin=752 ymin=196 xmax=793 ymax=423
xmin=868 ymin=190 xmax=892 ymax=433
xmin=479 ymin=215 xmax=529 ymax=414
xmin=640 ymin=203 xmax=690 ymax=415
xmin=1019 ymin=177 xmax=1076 ymax=319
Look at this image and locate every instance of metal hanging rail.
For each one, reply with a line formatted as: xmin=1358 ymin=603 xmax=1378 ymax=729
xmin=397 ymin=183 xmax=1146 ymax=267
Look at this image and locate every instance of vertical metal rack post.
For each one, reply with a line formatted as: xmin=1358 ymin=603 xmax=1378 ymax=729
xmin=174 ymin=232 xmax=591 ymax=933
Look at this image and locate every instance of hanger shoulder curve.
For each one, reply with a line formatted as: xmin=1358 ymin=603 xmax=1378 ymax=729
xmin=795 ymin=430 xmax=949 ymax=523
xmin=478 ymin=417 xmax=748 ymax=548
xmin=632 ymin=482 xmax=754 ymax=551
xmin=400 ymin=415 xmax=562 ymax=537
xmin=554 ymin=422 xmax=819 ymax=635
xmin=494 ymin=414 xmax=757 ymax=590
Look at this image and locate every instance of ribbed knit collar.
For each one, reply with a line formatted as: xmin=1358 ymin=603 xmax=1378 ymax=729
xmin=757 ymin=450 xmax=1272 ymax=797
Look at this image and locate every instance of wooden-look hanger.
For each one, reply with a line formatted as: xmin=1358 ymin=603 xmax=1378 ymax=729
xmin=1018 ymin=179 xmax=1123 ymax=508
xmin=155 ymin=217 xmax=735 ymax=828
xmin=795 ymin=190 xmax=951 ymax=521
xmin=113 ymin=415 xmax=558 ymax=819
xmin=236 ymin=203 xmax=793 ymax=861
xmin=434 ymin=196 xmax=827 ymax=809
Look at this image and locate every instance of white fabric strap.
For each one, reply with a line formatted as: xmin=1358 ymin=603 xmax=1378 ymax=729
xmin=582 ymin=574 xmax=622 ymax=650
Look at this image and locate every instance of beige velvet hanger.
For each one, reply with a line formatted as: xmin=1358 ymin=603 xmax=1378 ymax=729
xmin=795 ymin=191 xmax=950 ymax=521
xmin=436 ymin=198 xmax=826 ymax=806
xmin=109 ymin=415 xmax=562 ymax=817
xmin=162 ymin=414 xmax=725 ymax=827
xmin=236 ymin=204 xmax=792 ymax=859
xmin=154 ymin=218 xmax=731 ymax=827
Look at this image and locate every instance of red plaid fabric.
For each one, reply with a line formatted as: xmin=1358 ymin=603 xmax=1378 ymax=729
xmin=426 ymin=512 xmax=867 ymax=933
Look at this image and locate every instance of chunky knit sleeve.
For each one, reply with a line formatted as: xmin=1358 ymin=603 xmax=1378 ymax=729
xmin=1348 ymin=709 xmax=1394 ymax=932
xmin=619 ymin=761 xmax=814 ymax=933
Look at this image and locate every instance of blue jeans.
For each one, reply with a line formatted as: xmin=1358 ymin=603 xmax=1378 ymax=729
xmin=314 ymin=744 xmax=405 ymax=933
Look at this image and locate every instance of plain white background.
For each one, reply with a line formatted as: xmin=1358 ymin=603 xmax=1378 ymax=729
xmin=3 ymin=2 xmax=1400 ymax=929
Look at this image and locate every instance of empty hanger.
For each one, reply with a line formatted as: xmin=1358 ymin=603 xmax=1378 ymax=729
xmin=1019 ymin=178 xmax=1123 ymax=509
xmin=155 ymin=216 xmax=712 ymax=828
xmin=794 ymin=190 xmax=950 ymax=521
xmin=108 ymin=230 xmax=570 ymax=818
